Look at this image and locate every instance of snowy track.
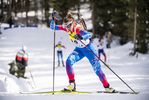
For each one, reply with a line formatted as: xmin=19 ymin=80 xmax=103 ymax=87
xmin=0 ymin=27 xmax=149 ymax=100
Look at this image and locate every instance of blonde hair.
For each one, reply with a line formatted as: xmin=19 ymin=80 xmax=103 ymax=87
xmin=63 ymin=13 xmax=75 ymax=23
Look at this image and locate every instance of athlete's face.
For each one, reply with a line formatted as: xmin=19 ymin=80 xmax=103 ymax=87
xmin=63 ymin=21 xmax=74 ymax=32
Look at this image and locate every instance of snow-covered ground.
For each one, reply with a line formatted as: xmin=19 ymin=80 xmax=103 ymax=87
xmin=0 ymin=26 xmax=149 ymax=100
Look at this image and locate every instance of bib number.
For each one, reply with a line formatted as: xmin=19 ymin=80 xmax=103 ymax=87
xmin=71 ymin=39 xmax=90 ymax=48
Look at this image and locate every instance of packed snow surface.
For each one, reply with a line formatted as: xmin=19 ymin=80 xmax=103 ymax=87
xmin=0 ymin=27 xmax=149 ymax=100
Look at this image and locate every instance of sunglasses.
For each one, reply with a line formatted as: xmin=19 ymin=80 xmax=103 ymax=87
xmin=63 ymin=21 xmax=73 ymax=28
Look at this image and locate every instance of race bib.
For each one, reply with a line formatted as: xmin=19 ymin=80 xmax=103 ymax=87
xmin=71 ymin=39 xmax=90 ymax=48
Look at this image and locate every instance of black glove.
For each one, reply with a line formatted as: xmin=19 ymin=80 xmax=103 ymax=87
xmin=74 ymin=34 xmax=82 ymax=40
xmin=52 ymin=11 xmax=57 ymax=20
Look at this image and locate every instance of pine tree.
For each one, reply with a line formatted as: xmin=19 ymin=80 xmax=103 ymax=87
xmin=89 ymin=0 xmax=128 ymax=41
xmin=25 ymin=0 xmax=30 ymax=26
xmin=136 ymin=0 xmax=149 ymax=53
xmin=111 ymin=0 xmax=129 ymax=44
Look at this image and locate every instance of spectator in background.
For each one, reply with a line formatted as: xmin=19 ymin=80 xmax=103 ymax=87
xmin=8 ymin=45 xmax=28 ymax=78
xmin=8 ymin=16 xmax=14 ymax=28
xmin=104 ymin=31 xmax=112 ymax=48
xmin=15 ymin=45 xmax=28 ymax=78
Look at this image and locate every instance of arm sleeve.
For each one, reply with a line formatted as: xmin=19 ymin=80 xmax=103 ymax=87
xmin=62 ymin=45 xmax=66 ymax=48
xmin=76 ymin=27 xmax=92 ymax=40
xmin=23 ymin=54 xmax=28 ymax=66
xmin=50 ymin=20 xmax=67 ymax=31
xmin=55 ymin=45 xmax=58 ymax=48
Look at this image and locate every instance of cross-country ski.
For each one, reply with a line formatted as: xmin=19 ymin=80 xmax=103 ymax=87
xmin=21 ymin=90 xmax=139 ymax=95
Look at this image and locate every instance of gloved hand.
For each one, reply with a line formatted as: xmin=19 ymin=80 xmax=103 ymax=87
xmin=50 ymin=20 xmax=54 ymax=30
xmin=52 ymin=10 xmax=57 ymax=20
xmin=74 ymin=34 xmax=82 ymax=40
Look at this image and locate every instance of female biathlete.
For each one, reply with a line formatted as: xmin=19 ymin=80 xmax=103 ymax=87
xmin=50 ymin=11 xmax=115 ymax=93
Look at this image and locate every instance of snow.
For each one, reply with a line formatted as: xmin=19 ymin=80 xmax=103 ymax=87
xmin=0 ymin=26 xmax=149 ymax=100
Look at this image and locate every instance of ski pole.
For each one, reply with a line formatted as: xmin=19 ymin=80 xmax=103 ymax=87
xmin=52 ymin=15 xmax=56 ymax=95
xmin=27 ymin=66 xmax=36 ymax=88
xmin=79 ymin=40 xmax=136 ymax=93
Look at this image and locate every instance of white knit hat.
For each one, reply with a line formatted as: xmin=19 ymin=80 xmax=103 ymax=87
xmin=22 ymin=45 xmax=27 ymax=51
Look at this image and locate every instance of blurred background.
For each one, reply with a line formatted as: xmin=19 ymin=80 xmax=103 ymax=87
xmin=0 ymin=0 xmax=148 ymax=54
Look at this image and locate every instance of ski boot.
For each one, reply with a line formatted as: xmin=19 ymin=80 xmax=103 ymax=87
xmin=104 ymin=85 xmax=116 ymax=93
xmin=63 ymin=83 xmax=76 ymax=91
